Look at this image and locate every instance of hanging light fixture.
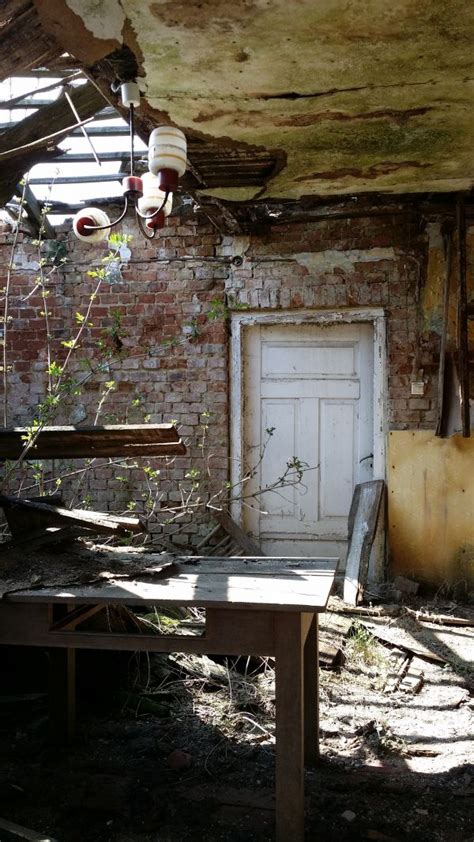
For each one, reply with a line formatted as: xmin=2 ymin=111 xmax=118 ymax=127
xmin=72 ymin=82 xmax=187 ymax=242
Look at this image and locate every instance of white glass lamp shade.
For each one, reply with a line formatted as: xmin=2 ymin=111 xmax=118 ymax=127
xmin=72 ymin=207 xmax=111 ymax=242
xmin=137 ymin=172 xmax=173 ymax=217
xmin=148 ymin=127 xmax=187 ymax=178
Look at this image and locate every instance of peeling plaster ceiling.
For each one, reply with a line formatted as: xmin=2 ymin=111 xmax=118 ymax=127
xmin=34 ymin=0 xmax=474 ymax=203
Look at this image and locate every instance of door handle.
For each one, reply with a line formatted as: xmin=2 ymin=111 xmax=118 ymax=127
xmin=359 ymin=453 xmax=373 ymax=464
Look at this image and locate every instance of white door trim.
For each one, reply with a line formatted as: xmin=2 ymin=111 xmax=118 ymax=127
xmin=229 ymin=308 xmax=387 ymax=525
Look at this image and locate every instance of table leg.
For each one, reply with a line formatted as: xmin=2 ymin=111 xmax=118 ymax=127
xmin=304 ymin=613 xmax=319 ymax=765
xmin=275 ymin=612 xmax=305 ymax=842
xmin=48 ymin=646 xmax=75 ymax=745
xmin=48 ymin=605 xmax=76 ymax=745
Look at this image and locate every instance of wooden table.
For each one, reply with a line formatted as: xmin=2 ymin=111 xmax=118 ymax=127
xmin=0 ymin=556 xmax=337 ymax=841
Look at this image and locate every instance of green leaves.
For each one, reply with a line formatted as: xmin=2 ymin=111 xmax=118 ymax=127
xmin=47 ymin=361 xmax=63 ymax=378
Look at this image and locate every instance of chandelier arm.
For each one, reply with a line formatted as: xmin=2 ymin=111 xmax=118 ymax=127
xmin=135 ymin=207 xmax=157 ymax=239
xmin=135 ymin=190 xmax=170 ymax=220
xmin=83 ymin=197 xmax=130 ymax=231
xmin=129 ymin=103 xmax=135 ymax=177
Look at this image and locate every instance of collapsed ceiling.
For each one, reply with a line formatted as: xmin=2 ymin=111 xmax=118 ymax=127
xmin=1 ymin=0 xmax=473 ymax=231
xmin=30 ymin=0 xmax=474 ymax=203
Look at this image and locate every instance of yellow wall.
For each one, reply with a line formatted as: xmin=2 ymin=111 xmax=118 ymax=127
xmin=388 ymin=432 xmax=474 ymax=587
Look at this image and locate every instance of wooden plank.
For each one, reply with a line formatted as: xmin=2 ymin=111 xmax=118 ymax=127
xmin=3 ymin=494 xmax=64 ymax=537
xmin=0 ymin=424 xmax=184 ymax=459
xmin=275 ymin=613 xmax=305 ymax=842
xmin=0 ymin=526 xmax=89 ymax=553
xmin=49 ymin=647 xmax=75 ymax=745
xmin=456 ymin=197 xmax=470 ymax=437
xmin=360 ymin=621 xmax=446 ymax=664
xmin=383 ymin=648 xmax=410 ymax=693
xmin=406 ymin=609 xmax=474 ymax=627
xmin=0 ymin=603 xmax=273 ymax=656
xmin=303 ymin=613 xmax=319 ymax=764
xmin=206 ymin=608 xmax=275 ymax=654
xmin=211 ymin=510 xmax=265 ymax=556
xmin=318 ymin=610 xmax=353 ymax=668
xmin=6 ymin=565 xmax=338 ymax=613
xmin=0 ymin=816 xmax=58 ymax=842
xmin=343 ymin=480 xmax=385 ymax=605
xmin=0 ymin=496 xmax=145 ymax=535
xmin=48 ymin=606 xmax=76 ymax=746
xmin=436 ymin=222 xmax=454 ymax=437
xmin=177 ymin=557 xmax=336 ymax=574
xmin=398 ymin=657 xmax=424 ymax=693
xmin=49 ymin=604 xmax=104 ymax=631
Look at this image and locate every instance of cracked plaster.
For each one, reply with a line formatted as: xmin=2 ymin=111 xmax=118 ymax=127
xmin=39 ymin=0 xmax=474 ymax=201
xmin=65 ymin=0 xmax=125 ymax=42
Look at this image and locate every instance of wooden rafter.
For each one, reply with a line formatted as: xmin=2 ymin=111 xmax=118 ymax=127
xmin=0 ymin=1 xmax=60 ymax=81
xmin=0 ymin=82 xmax=106 ymax=207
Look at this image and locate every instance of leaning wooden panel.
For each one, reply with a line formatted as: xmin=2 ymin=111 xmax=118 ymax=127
xmin=0 ymin=425 xmax=186 ymax=458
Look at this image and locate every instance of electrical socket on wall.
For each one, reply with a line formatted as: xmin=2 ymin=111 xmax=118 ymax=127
xmin=411 ymin=381 xmax=425 ymax=396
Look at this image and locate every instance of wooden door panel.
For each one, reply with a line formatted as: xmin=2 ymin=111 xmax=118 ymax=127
xmin=319 ymin=400 xmax=356 ymax=520
xmin=243 ymin=322 xmax=374 ymax=559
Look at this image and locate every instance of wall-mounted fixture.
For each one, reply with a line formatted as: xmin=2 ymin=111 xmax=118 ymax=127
xmin=72 ymin=82 xmax=187 ymax=242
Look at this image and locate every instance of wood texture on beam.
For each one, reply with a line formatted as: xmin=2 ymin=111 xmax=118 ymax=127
xmin=0 ymin=424 xmax=185 ymax=459
xmin=0 ymin=2 xmax=60 ymax=81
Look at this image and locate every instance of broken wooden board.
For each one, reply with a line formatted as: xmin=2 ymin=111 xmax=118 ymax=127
xmin=343 ymin=480 xmax=385 ymax=606
xmin=0 ymin=424 xmax=186 ymax=459
xmin=0 ymin=526 xmax=90 ymax=553
xmin=406 ymin=607 xmax=474 ymax=627
xmin=0 ymin=815 xmax=58 ymax=841
xmin=210 ymin=510 xmax=265 ymax=556
xmin=319 ymin=611 xmax=353 ymax=668
xmin=383 ymin=648 xmax=410 ymax=693
xmin=196 ymin=509 xmax=265 ymax=557
xmin=0 ymin=496 xmax=145 ymax=535
xmin=2 ymin=494 xmax=65 ymax=538
xmin=359 ymin=620 xmax=446 ymax=664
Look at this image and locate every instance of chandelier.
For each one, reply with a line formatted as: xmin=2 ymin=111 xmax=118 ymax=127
xmin=72 ymin=82 xmax=187 ymax=242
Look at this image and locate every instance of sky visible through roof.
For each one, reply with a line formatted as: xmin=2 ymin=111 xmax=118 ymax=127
xmin=0 ymin=74 xmax=147 ymax=226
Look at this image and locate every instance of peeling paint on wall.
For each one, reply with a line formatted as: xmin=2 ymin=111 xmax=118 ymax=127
xmin=292 ymin=248 xmax=396 ymax=274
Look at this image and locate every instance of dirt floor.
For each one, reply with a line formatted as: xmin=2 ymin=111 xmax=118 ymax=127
xmin=0 ymin=597 xmax=472 ymax=842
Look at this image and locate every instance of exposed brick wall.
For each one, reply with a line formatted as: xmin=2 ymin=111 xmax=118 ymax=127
xmin=223 ymin=214 xmax=439 ymax=430
xmin=0 ymin=210 xmax=470 ymax=544
xmin=0 ymin=216 xmax=231 ymax=545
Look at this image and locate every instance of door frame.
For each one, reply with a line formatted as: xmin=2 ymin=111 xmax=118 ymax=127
xmin=229 ymin=308 xmax=387 ymax=525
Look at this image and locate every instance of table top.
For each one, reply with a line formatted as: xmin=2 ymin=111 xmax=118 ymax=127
xmin=5 ymin=557 xmax=338 ymax=613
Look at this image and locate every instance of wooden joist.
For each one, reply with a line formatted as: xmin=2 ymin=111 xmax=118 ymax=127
xmin=0 ymin=424 xmax=186 ymax=459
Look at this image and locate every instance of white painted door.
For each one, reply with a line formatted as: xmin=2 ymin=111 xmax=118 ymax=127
xmin=242 ymin=322 xmax=374 ymax=561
